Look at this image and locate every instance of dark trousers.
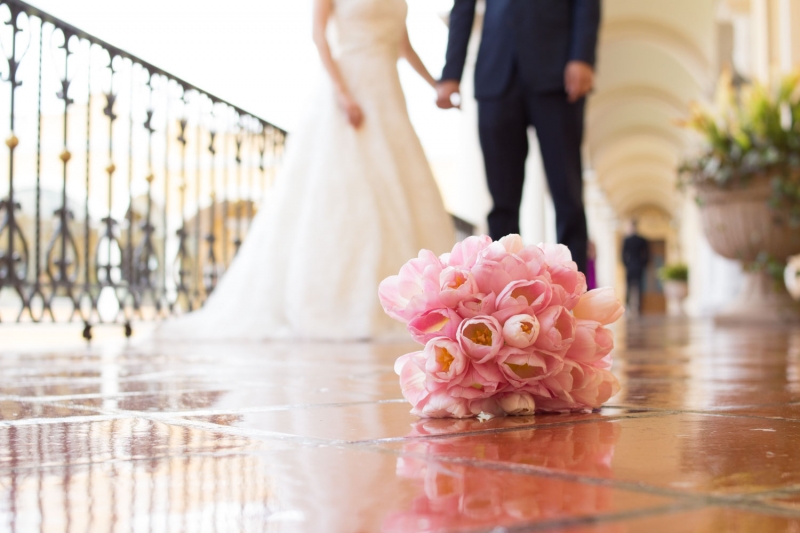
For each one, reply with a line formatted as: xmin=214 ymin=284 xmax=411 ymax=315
xmin=478 ymin=74 xmax=589 ymax=273
xmin=626 ymin=272 xmax=645 ymax=315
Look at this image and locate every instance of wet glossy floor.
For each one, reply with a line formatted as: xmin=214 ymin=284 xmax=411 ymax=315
xmin=1 ymin=318 xmax=799 ymax=532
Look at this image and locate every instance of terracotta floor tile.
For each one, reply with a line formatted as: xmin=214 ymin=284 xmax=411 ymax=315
xmin=380 ymin=413 xmax=800 ymax=496
xmin=720 ymin=402 xmax=800 ymax=420
xmin=0 ymin=418 xmax=278 ymax=470
xmin=186 ymin=401 xmax=660 ymax=442
xmin=755 ymin=490 xmax=800 ymax=512
xmin=609 ymin=379 xmax=800 ymax=410
xmin=2 ymin=318 xmax=799 ymax=531
xmin=0 ymin=399 xmax=95 ymax=421
xmin=52 ymin=383 xmax=401 ymax=414
xmin=558 ymin=506 xmax=800 ymax=532
xmin=0 ymin=441 xmax=677 ymax=533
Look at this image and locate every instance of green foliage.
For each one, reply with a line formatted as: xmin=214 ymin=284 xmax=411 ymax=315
xmin=658 ymin=263 xmax=689 ymax=282
xmin=678 ymin=71 xmax=800 ymax=227
xmin=749 ymin=252 xmax=787 ymax=287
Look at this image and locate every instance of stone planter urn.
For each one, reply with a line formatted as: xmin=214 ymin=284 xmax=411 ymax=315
xmin=663 ymin=280 xmax=688 ymax=317
xmin=697 ymin=176 xmax=800 ymax=324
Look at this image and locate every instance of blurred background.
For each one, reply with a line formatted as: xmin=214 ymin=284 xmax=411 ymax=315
xmin=0 ymin=0 xmax=797 ymax=324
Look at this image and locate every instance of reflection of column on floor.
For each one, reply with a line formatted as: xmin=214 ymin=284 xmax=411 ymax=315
xmin=263 ymin=342 xmax=396 ymax=531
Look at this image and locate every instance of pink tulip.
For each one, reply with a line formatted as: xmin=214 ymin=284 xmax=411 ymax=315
xmin=438 ymin=267 xmax=479 ymax=308
xmin=395 ymin=352 xmax=430 ymax=408
xmin=447 ymin=361 xmax=507 ymax=399
xmin=498 ymin=234 xmax=525 ymax=254
xmin=502 ymin=314 xmax=540 ymax=348
xmin=447 ymin=235 xmax=493 ymax=269
xmin=472 ymin=259 xmax=520 ymax=297
xmin=457 ymin=316 xmax=503 ymax=363
xmin=534 ymin=306 xmax=577 ymax=354
xmin=496 ymin=346 xmax=562 ymax=388
xmin=565 ymin=319 xmax=614 ymax=365
xmin=548 ymin=264 xmax=587 ymax=310
xmin=539 ymin=243 xmax=574 ymax=267
xmin=494 ymin=278 xmax=553 ymax=322
xmin=423 ymin=338 xmax=469 ymax=390
xmin=472 ymin=241 xmax=534 ymax=294
xmin=379 ymin=250 xmax=443 ymax=323
xmin=457 ymin=292 xmax=497 ymax=319
xmin=538 ymin=360 xmax=620 ymax=412
xmin=411 ymin=389 xmax=472 ymax=419
xmin=571 ymin=366 xmax=620 ymax=407
xmin=496 ymin=391 xmax=537 ymax=416
xmin=518 ymin=245 xmax=547 ymax=278
xmin=467 ymin=396 xmax=505 ymax=417
xmin=572 ymin=288 xmax=625 ymax=325
xmin=407 ymin=308 xmax=462 ymax=344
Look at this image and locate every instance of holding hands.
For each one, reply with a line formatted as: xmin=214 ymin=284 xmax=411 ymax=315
xmin=436 ymin=80 xmax=461 ymax=109
xmin=436 ymin=60 xmax=593 ymax=110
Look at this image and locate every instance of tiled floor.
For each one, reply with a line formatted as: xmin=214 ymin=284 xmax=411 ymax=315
xmin=1 ymin=318 xmax=799 ymax=532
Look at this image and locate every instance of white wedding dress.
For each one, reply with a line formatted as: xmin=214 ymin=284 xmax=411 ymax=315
xmin=158 ymin=0 xmax=455 ymax=342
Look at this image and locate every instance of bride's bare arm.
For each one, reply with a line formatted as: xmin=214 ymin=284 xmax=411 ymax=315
xmin=400 ymin=29 xmax=436 ymax=89
xmin=313 ymin=0 xmax=363 ymax=128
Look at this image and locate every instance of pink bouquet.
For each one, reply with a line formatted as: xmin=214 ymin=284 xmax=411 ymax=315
xmin=379 ymin=235 xmax=624 ymax=419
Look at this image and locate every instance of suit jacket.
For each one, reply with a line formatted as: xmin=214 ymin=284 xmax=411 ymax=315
xmin=622 ymin=234 xmax=650 ymax=275
xmin=441 ymin=0 xmax=601 ymax=100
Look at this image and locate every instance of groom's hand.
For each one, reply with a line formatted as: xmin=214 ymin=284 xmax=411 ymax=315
xmin=564 ymin=61 xmax=594 ymax=103
xmin=436 ymin=80 xmax=461 ymax=109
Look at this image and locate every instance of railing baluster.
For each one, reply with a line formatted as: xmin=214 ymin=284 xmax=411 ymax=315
xmin=161 ymin=75 xmax=170 ymax=314
xmin=193 ymin=102 xmax=202 ymax=307
xmin=124 ymin=59 xmax=136 ymax=328
xmin=0 ymin=5 xmax=30 ymax=322
xmin=222 ymin=113 xmax=230 ymax=268
xmin=234 ymin=124 xmax=243 ymax=254
xmin=80 ymin=40 xmax=93 ymax=336
xmin=31 ymin=17 xmax=50 ymax=322
xmin=174 ymin=88 xmax=190 ymax=312
xmin=0 ymin=0 xmax=286 ymax=332
xmin=205 ymin=122 xmax=217 ymax=294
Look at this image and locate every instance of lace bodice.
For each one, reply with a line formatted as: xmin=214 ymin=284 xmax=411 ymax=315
xmin=333 ymin=0 xmax=407 ymax=56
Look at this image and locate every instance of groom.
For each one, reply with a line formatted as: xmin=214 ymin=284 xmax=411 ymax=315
xmin=437 ymin=0 xmax=601 ymax=274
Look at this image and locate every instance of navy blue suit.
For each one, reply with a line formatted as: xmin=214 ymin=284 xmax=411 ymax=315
xmin=442 ymin=0 xmax=601 ymax=273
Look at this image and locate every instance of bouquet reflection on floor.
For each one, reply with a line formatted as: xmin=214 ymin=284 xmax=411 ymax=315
xmin=384 ymin=419 xmax=622 ymax=532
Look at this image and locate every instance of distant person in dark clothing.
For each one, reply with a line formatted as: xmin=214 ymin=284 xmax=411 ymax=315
xmin=622 ymin=220 xmax=649 ymax=316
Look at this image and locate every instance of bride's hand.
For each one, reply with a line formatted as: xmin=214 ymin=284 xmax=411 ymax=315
xmin=337 ymin=92 xmax=364 ymax=129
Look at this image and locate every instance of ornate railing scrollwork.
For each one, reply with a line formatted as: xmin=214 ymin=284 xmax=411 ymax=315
xmin=0 ymin=0 xmax=287 ymax=335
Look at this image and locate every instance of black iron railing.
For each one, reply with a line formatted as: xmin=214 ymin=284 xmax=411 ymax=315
xmin=0 ymin=0 xmax=286 ymax=337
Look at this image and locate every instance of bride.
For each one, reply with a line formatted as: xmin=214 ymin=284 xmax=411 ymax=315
xmin=158 ymin=0 xmax=455 ymax=341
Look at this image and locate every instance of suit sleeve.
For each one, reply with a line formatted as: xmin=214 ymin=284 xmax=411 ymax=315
xmin=569 ymin=0 xmax=601 ymax=67
xmin=440 ymin=0 xmax=478 ymax=82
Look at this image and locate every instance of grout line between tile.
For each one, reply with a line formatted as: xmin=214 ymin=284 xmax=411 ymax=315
xmin=476 ymin=501 xmax=706 ymax=533
xmin=342 ymin=410 xmax=681 ymax=446
xmin=362 ymin=444 xmax=800 ymax=514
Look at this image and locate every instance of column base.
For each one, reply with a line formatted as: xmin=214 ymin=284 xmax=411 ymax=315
xmin=715 ymin=270 xmax=800 ymax=325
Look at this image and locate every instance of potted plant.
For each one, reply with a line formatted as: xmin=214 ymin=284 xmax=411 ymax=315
xmin=659 ymin=263 xmax=689 ymax=316
xmin=679 ymin=71 xmax=800 ymax=324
